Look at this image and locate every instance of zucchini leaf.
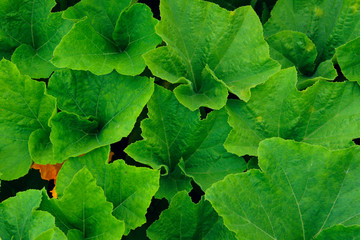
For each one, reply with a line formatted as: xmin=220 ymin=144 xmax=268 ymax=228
xmin=225 ymin=67 xmax=360 ymax=157
xmin=144 ymin=0 xmax=280 ymax=110
xmin=125 ymin=85 xmax=246 ymax=199
xmin=40 ymin=167 xmax=125 ymax=239
xmin=55 ymin=146 xmax=160 ymax=235
xmin=0 ymin=60 xmax=56 ymax=180
xmin=0 ymin=0 xmax=73 ymax=78
xmin=207 ymin=138 xmax=360 ymax=239
xmin=47 ymin=69 xmax=154 ymax=160
xmin=147 ymin=191 xmax=236 ymax=240
xmin=52 ymin=0 xmax=161 ymax=75
xmin=0 ymin=190 xmax=66 ymax=240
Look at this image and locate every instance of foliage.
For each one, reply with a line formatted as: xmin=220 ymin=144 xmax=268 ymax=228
xmin=1 ymin=0 xmax=360 ymax=239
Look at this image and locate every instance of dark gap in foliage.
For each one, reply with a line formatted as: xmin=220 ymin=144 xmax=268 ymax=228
xmin=52 ymin=0 xmax=80 ymax=12
xmin=139 ymin=0 xmax=160 ymax=20
xmin=333 ymin=64 xmax=347 ymax=82
xmin=111 ymin=107 xmax=149 ymax=168
xmin=353 ymin=138 xmax=360 ymax=145
xmin=200 ymin=107 xmax=213 ymax=119
xmin=111 ymin=137 xmax=129 ymax=161
xmin=123 ymin=197 xmax=169 ymax=239
xmin=243 ymin=155 xmax=252 ymax=162
xmin=48 ymin=180 xmax=56 ymax=198
xmin=228 ymin=92 xmax=239 ymax=100
xmin=140 ymin=67 xmax=155 ymax=79
xmin=246 ymin=157 xmax=260 ymax=171
xmin=189 ymin=180 xmax=205 ymax=203
xmin=0 ymin=169 xmax=48 ymax=202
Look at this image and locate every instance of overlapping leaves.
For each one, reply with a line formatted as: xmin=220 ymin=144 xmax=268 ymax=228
xmin=207 ymin=138 xmax=360 ymax=239
xmin=52 ymin=0 xmax=161 ymax=75
xmin=125 ymin=85 xmax=246 ymax=199
xmin=0 ymin=0 xmax=73 ymax=78
xmin=144 ymin=0 xmax=280 ymax=110
xmin=225 ymin=67 xmax=360 ymax=157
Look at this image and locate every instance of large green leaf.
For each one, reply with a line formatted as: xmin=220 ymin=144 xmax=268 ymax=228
xmin=125 ymin=85 xmax=245 ymax=199
xmin=0 ymin=59 xmax=56 ymax=180
xmin=52 ymin=0 xmax=161 ymax=75
xmin=264 ymin=0 xmax=360 ymax=63
xmin=206 ymin=138 xmax=360 ymax=240
xmin=47 ymin=69 xmax=154 ymax=160
xmin=266 ymin=30 xmax=337 ymax=88
xmin=147 ymin=191 xmax=236 ymax=240
xmin=40 ymin=167 xmax=125 ymax=239
xmin=0 ymin=0 xmax=73 ymax=78
xmin=55 ymin=146 xmax=160 ymax=235
xmin=225 ymin=67 xmax=360 ymax=157
xmin=0 ymin=190 xmax=66 ymax=240
xmin=144 ymin=0 xmax=280 ymax=110
xmin=336 ymin=36 xmax=360 ymax=83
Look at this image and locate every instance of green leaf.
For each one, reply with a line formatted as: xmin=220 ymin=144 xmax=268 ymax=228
xmin=55 ymin=146 xmax=160 ymax=235
xmin=315 ymin=225 xmax=360 ymax=240
xmin=40 ymin=167 xmax=125 ymax=239
xmin=296 ymin=60 xmax=337 ymax=90
xmin=0 ymin=59 xmax=56 ymax=180
xmin=125 ymin=85 xmax=245 ymax=199
xmin=147 ymin=191 xmax=236 ymax=240
xmin=336 ymin=36 xmax=360 ymax=83
xmin=52 ymin=1 xmax=161 ymax=75
xmin=0 ymin=189 xmax=66 ymax=240
xmin=144 ymin=0 xmax=280 ymax=110
xmin=0 ymin=0 xmax=73 ymax=78
xmin=267 ymin=30 xmax=317 ymax=73
xmin=266 ymin=30 xmax=338 ymax=89
xmin=264 ymin=0 xmax=360 ymax=63
xmin=225 ymin=67 xmax=360 ymax=157
xmin=206 ymin=138 xmax=360 ymax=240
xmin=47 ymin=69 xmax=154 ymax=160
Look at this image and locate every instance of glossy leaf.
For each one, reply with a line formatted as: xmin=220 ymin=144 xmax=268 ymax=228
xmin=207 ymin=138 xmax=360 ymax=239
xmin=0 ymin=190 xmax=66 ymax=240
xmin=225 ymin=67 xmax=360 ymax=156
xmin=0 ymin=60 xmax=56 ymax=180
xmin=125 ymin=86 xmax=245 ymax=199
xmin=147 ymin=191 xmax=236 ymax=240
xmin=144 ymin=0 xmax=280 ymax=110
xmin=48 ymin=69 xmax=154 ymax=160
xmin=52 ymin=1 xmax=161 ymax=75
xmin=40 ymin=167 xmax=125 ymax=239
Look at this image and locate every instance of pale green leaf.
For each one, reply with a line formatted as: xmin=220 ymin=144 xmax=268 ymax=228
xmin=225 ymin=67 xmax=360 ymax=157
xmin=0 ymin=59 xmax=56 ymax=180
xmin=207 ymin=138 xmax=360 ymax=240
xmin=40 ymin=168 xmax=125 ymax=239
xmin=55 ymin=146 xmax=160 ymax=235
xmin=147 ymin=191 xmax=236 ymax=240
xmin=144 ymin=0 xmax=280 ymax=110
xmin=48 ymin=69 xmax=154 ymax=160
